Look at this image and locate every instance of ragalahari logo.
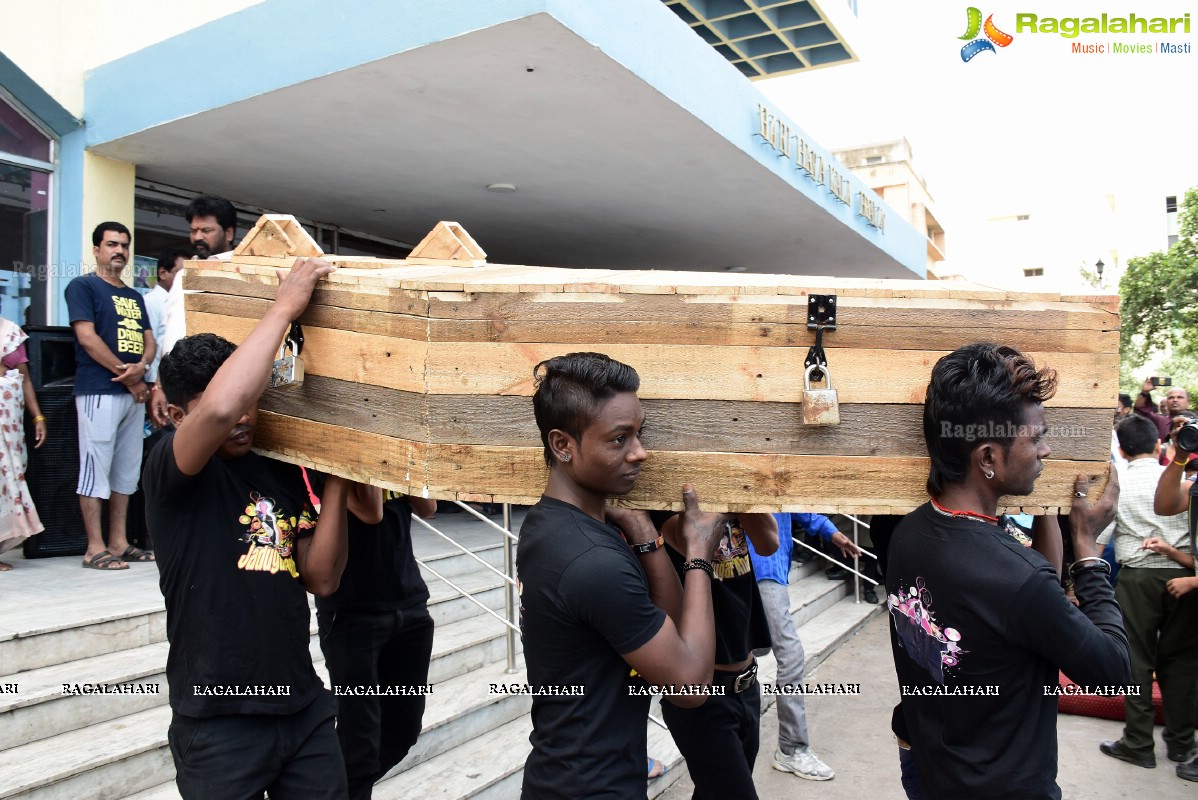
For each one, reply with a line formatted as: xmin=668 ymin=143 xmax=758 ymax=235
xmin=959 ymin=7 xmax=1014 ymax=61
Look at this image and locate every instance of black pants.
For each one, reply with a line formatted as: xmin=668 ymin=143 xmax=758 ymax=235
xmin=318 ymin=605 xmax=435 ymax=800
xmin=168 ymin=691 xmax=346 ymax=799
xmin=661 ymin=682 xmax=761 ymax=800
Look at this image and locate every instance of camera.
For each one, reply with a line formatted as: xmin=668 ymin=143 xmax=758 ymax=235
xmin=1177 ymin=419 xmax=1198 ymax=454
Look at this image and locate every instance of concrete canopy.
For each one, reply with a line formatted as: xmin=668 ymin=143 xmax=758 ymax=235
xmin=89 ymin=11 xmax=917 ymax=277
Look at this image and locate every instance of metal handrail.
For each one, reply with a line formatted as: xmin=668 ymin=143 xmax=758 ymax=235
xmin=411 ymin=514 xmax=517 ymax=588
xmin=792 ymin=535 xmax=878 ymax=586
xmin=416 ymin=556 xmax=520 ymax=635
xmin=453 ymin=500 xmax=520 ymax=543
xmin=409 ymin=502 xmax=523 ymax=668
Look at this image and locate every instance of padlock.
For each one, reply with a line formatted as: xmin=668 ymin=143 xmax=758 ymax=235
xmin=269 ymin=335 xmax=305 ymax=388
xmin=802 ymin=363 xmax=839 ymax=426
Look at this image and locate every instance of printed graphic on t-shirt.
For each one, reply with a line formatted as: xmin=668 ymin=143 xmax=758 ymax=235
xmin=111 ymin=296 xmax=145 ymax=355
xmin=887 ymin=577 xmax=965 ymax=684
xmin=236 ymin=492 xmax=315 ymax=577
xmin=713 ymin=520 xmax=752 ymax=581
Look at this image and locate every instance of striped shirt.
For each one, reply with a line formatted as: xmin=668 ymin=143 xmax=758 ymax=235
xmin=1113 ymin=457 xmax=1190 ymax=569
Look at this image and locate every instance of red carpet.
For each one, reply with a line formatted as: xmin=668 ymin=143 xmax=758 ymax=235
xmin=1057 ymin=672 xmax=1163 ymax=725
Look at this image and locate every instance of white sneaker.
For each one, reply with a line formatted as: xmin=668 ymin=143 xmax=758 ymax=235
xmin=773 ymin=746 xmax=835 ymax=780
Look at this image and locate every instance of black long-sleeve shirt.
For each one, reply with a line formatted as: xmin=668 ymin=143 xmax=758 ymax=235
xmin=885 ymin=503 xmax=1130 ymax=800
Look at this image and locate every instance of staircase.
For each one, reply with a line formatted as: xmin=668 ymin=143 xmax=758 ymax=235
xmin=0 ymin=514 xmax=879 ymax=800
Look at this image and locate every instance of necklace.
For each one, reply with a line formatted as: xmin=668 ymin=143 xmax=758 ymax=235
xmin=930 ymin=498 xmax=999 ymax=524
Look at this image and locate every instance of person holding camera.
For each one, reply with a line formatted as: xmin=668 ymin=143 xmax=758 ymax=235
xmin=1135 ymin=379 xmax=1190 ymax=449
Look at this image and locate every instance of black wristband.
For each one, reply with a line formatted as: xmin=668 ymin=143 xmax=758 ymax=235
xmin=682 ymin=558 xmax=714 ymax=578
xmin=1068 ymin=560 xmax=1112 ymax=579
xmin=631 ymin=535 xmax=664 ymax=555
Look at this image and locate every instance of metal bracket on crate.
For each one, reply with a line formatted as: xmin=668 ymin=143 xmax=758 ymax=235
xmin=804 ymin=295 xmax=837 ymax=379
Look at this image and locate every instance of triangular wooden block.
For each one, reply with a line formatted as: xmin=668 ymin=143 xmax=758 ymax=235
xmin=405 ymin=221 xmax=487 ymax=267
xmin=234 ymin=214 xmax=324 ymax=259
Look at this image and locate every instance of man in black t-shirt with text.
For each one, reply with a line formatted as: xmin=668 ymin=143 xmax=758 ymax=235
xmin=144 ymin=257 xmax=352 ymax=799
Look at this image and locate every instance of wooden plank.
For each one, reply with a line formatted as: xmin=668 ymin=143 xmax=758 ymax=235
xmin=255 ymin=412 xmax=426 ymax=492
xmin=188 ymin=307 xmax=1114 ymax=407
xmin=188 ymin=294 xmax=430 ymax=341
xmin=194 ymin=266 xmax=1117 ymax=336
xmin=187 ymin=312 xmax=427 ymax=393
xmin=423 ymin=291 xmax=1117 ymax=332
xmin=256 ymin=375 xmax=1113 ymax=460
xmin=184 ymin=271 xmax=430 ymax=316
xmin=424 ymin=318 xmax=1117 ymax=354
xmin=253 ymin=413 xmax=1109 ymax=513
xmin=186 ymin=291 xmax=1116 ymax=354
xmin=421 ymin=342 xmax=1117 ymax=406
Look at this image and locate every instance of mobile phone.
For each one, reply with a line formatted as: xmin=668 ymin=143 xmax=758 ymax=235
xmin=1150 ymin=377 xmax=1173 ymax=388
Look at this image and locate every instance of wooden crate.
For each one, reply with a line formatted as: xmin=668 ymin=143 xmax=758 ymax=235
xmin=183 ymin=217 xmax=1118 ymax=513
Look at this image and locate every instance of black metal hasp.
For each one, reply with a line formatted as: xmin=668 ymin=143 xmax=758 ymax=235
xmin=804 ymin=294 xmax=836 ymax=379
xmin=288 ymin=323 xmax=304 ymax=356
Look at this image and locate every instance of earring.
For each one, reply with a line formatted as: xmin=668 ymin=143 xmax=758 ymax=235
xmin=984 ymin=470 xmax=994 ymax=479
xmin=560 ymin=454 xmax=571 ymax=462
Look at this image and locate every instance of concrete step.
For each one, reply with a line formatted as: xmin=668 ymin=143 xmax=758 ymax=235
xmin=3 ymin=561 xmax=517 ymax=748
xmin=788 ymin=570 xmax=852 ymax=629
xmin=0 ymin=642 xmax=170 ymax=751
xmin=0 ymin=704 xmax=172 ymax=800
xmin=4 ymin=608 xmax=524 ymax=799
xmin=419 ymin=541 xmax=507 ymax=581
xmin=3 ymin=595 xmax=520 ymax=755
xmin=374 ymin=714 xmax=531 ymax=799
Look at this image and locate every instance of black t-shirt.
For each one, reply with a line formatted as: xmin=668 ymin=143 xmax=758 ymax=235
xmin=316 ymin=491 xmax=429 ymax=613
xmin=657 ymin=513 xmax=770 ymax=665
xmin=886 ymin=503 xmax=1129 ymax=799
xmin=143 ymin=432 xmax=322 ymax=717
xmin=517 ymin=496 xmax=666 ymax=800
xmin=65 ymin=273 xmax=150 ymax=396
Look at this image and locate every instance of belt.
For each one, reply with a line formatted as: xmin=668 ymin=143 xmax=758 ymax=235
xmin=712 ymin=659 xmax=758 ymax=694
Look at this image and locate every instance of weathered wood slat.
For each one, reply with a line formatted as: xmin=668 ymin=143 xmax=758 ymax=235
xmin=192 ymin=292 xmax=1116 ymax=354
xmin=189 ymin=311 xmax=429 ymax=393
xmin=258 ymin=375 xmax=1113 ymax=460
xmin=194 ymin=309 xmax=1114 ymax=406
xmin=255 ymin=412 xmax=1109 ymax=514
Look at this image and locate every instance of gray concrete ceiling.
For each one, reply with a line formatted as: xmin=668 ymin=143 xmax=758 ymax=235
xmin=92 ymin=13 xmax=905 ymax=277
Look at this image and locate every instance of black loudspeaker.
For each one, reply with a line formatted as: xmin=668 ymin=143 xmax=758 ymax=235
xmin=20 ymin=328 xmax=151 ymax=558
xmin=23 ymin=384 xmax=86 ymax=557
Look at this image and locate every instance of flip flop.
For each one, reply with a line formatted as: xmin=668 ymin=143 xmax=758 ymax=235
xmin=647 ymin=757 xmax=667 ymax=779
xmin=82 ymin=550 xmax=129 ymax=570
xmin=119 ymin=545 xmax=155 ymax=562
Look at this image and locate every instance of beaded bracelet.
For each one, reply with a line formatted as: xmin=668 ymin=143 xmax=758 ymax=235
xmin=682 ymin=558 xmax=714 ymax=578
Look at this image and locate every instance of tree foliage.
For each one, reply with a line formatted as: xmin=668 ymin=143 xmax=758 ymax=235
xmin=1120 ymin=186 xmax=1198 ymax=368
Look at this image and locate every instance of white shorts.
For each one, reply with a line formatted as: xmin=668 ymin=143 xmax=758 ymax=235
xmin=76 ymin=394 xmax=145 ymax=499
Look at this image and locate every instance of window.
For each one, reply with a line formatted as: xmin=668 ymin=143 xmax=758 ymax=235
xmin=864 ymin=155 xmax=883 ymax=164
xmin=1016 ymin=214 xmax=1030 ymax=221
xmin=1023 ymin=268 xmax=1043 ymax=278
xmin=1166 ymin=196 xmax=1178 ymax=213
xmin=0 ymin=95 xmax=54 ymax=326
